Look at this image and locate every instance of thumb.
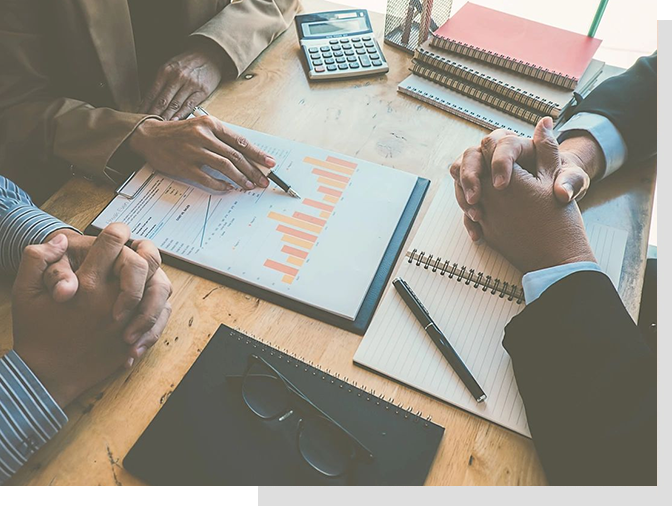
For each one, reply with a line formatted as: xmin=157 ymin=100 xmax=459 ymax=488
xmin=14 ymin=234 xmax=69 ymax=294
xmin=553 ymin=165 xmax=591 ymax=203
xmin=533 ymin=117 xmax=560 ymax=178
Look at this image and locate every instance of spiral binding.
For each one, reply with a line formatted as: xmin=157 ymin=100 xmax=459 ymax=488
xmin=398 ymin=83 xmax=533 ymax=138
xmin=429 ymin=34 xmax=578 ymax=90
xmin=228 ymin=329 xmax=437 ymax=427
xmin=414 ymin=47 xmax=561 ymax=117
xmin=406 ymin=249 xmax=524 ymax=304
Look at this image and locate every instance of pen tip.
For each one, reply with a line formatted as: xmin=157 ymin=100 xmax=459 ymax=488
xmin=288 ymin=188 xmax=301 ymax=199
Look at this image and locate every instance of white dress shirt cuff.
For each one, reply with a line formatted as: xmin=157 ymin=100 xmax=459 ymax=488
xmin=557 ymin=112 xmax=628 ymax=178
xmin=522 ymin=261 xmax=603 ymax=305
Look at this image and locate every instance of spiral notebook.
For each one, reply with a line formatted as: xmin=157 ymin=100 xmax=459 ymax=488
xmin=430 ymin=2 xmax=602 ymax=90
xmin=354 ymin=181 xmax=628 ymax=437
xmin=124 ymin=325 xmax=445 ymax=485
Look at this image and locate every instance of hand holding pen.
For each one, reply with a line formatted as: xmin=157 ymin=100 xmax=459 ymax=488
xmin=193 ymin=107 xmax=301 ymax=198
xmin=127 ymin=105 xmax=283 ymax=193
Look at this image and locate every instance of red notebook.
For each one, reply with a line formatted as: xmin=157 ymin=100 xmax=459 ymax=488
xmin=430 ymin=3 xmax=601 ymax=90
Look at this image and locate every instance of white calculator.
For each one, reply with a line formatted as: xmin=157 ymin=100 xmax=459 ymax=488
xmin=295 ymin=9 xmax=389 ymax=80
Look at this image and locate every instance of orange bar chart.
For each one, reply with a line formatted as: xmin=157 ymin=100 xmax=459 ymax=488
xmin=263 ymin=154 xmax=358 ymax=284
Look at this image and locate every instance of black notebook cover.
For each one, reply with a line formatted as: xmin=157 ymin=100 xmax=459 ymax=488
xmin=86 ymin=178 xmax=429 ymax=335
xmin=123 ymin=325 xmax=445 ymax=485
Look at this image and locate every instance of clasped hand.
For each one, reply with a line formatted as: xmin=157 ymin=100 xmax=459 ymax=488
xmin=450 ymin=118 xmax=596 ymax=274
xmin=12 ymin=224 xmax=172 ymax=408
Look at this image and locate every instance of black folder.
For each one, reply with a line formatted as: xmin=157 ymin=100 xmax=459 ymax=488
xmin=86 ymin=178 xmax=429 ymax=335
xmin=123 ymin=325 xmax=445 ymax=485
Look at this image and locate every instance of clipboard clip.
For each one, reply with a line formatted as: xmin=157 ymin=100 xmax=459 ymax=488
xmin=115 ymin=169 xmax=156 ymax=199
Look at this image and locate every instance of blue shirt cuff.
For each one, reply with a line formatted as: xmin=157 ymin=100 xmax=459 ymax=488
xmin=0 ymin=351 xmax=68 ymax=485
xmin=522 ymin=262 xmax=603 ymax=305
xmin=557 ymin=112 xmax=628 ymax=178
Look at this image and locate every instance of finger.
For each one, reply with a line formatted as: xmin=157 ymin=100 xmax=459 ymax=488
xmin=554 ymin=166 xmax=591 ymax=203
xmin=463 ymin=213 xmax=483 ymax=243
xmin=480 ymin=129 xmax=517 ymax=172
xmin=210 ymin=120 xmax=275 ymax=169
xmin=148 ymin=82 xmax=182 ymax=118
xmin=490 ymin=135 xmax=533 ymax=189
xmin=449 ymin=155 xmax=463 ymax=181
xmin=77 ymin=223 xmax=130 ymax=285
xmin=126 ymin=303 xmax=172 ymax=368
xmin=459 ymin=147 xmax=483 ymax=205
xmin=203 ymin=151 xmax=256 ymax=190
xmin=129 ymin=240 xmax=162 ymax=281
xmin=205 ymin=138 xmax=269 ymax=188
xmin=454 ymin=180 xmax=483 ymax=221
xmin=163 ymin=84 xmax=196 ymax=121
xmin=123 ymin=268 xmax=172 ymax=345
xmin=172 ymin=91 xmax=207 ymax=121
xmin=14 ymin=234 xmax=69 ymax=294
xmin=43 ymin=255 xmax=79 ymax=303
xmin=533 ymin=117 xmax=560 ymax=178
xmin=111 ymin=247 xmax=150 ymax=322
xmin=139 ymin=72 xmax=169 ymax=114
xmin=187 ymin=166 xmax=235 ymax=192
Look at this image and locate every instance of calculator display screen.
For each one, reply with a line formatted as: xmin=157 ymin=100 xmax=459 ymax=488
xmin=303 ymin=17 xmax=368 ymax=36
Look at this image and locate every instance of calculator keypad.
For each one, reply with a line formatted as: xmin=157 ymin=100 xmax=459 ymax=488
xmin=303 ymin=36 xmax=387 ymax=79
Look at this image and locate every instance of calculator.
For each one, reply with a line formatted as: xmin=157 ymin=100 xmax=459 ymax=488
xmin=295 ymin=9 xmax=389 ymax=80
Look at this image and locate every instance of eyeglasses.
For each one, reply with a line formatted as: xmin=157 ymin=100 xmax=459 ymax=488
xmin=233 ymin=354 xmax=374 ymax=478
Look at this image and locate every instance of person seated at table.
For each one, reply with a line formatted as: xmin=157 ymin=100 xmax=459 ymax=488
xmin=0 ymin=175 xmax=172 ymax=485
xmin=448 ymin=54 xmax=656 ymax=485
xmin=0 ymin=0 xmax=299 ymax=201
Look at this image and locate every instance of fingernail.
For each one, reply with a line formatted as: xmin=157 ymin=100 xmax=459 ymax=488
xmin=466 ymin=188 xmax=476 ymax=204
xmin=494 ymin=175 xmax=506 ymax=188
xmin=562 ymin=183 xmax=574 ymax=200
xmin=468 ymin=229 xmax=479 ymax=242
xmin=467 ymin=209 xmax=478 ymax=222
xmin=265 ymin=156 xmax=276 ymax=168
xmin=126 ymin=357 xmax=135 ymax=369
xmin=542 ymin=116 xmax=553 ymax=129
xmin=260 ymin=177 xmax=269 ymax=188
xmin=171 ymin=116 xmax=179 ymax=121
xmin=245 ymin=181 xmax=255 ymax=190
xmin=136 ymin=346 xmax=147 ymax=358
xmin=115 ymin=310 xmax=131 ymax=323
xmin=48 ymin=234 xmax=66 ymax=247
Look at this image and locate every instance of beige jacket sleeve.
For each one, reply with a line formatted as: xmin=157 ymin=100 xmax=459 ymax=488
xmin=192 ymin=0 xmax=300 ymax=77
xmin=0 ymin=0 xmax=156 ymax=185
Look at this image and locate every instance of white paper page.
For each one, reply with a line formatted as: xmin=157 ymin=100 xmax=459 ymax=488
xmin=355 ymin=182 xmax=628 ymax=437
xmin=93 ymin=124 xmax=417 ymax=320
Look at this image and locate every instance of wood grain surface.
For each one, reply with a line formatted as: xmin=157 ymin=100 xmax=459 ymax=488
xmin=0 ymin=0 xmax=655 ymax=486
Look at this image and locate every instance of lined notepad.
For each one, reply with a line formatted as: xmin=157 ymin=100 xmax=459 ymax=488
xmin=354 ymin=182 xmax=628 ymax=437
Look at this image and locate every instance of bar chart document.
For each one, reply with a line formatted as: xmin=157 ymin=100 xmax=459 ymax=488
xmin=91 ymin=124 xmax=418 ymax=320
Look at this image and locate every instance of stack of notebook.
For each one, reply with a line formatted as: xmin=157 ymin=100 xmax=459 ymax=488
xmin=398 ymin=3 xmax=606 ymax=136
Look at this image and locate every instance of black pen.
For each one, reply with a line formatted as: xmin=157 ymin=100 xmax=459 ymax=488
xmin=393 ymin=278 xmax=487 ymax=403
xmin=192 ymin=106 xmax=301 ymax=199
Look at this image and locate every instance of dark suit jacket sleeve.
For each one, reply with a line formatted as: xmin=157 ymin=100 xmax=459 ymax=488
xmin=573 ymin=53 xmax=657 ymax=164
xmin=503 ymin=271 xmax=656 ymax=485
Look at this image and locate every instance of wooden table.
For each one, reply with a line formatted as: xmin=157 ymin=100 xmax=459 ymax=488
xmin=1 ymin=0 xmax=656 ymax=486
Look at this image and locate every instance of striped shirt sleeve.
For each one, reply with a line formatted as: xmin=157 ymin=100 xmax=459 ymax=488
xmin=0 ymin=176 xmax=79 ymax=274
xmin=0 ymin=351 xmax=68 ymax=485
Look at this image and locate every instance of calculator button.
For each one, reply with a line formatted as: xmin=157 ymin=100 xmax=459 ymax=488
xmin=320 ymin=46 xmax=330 ymax=52
xmin=370 ymin=54 xmax=381 ymax=60
xmin=324 ymin=58 xmax=335 ymax=64
xmin=349 ymin=63 xmax=360 ymax=69
xmin=338 ymin=63 xmax=348 ymax=70
xmin=356 ymin=49 xmax=366 ymax=55
xmin=362 ymin=36 xmax=372 ymax=41
xmin=364 ymin=41 xmax=374 ymax=48
xmin=326 ymin=64 xmax=337 ymax=71
xmin=331 ymin=45 xmax=341 ymax=51
xmin=367 ymin=48 xmax=377 ymax=54
xmin=308 ymin=47 xmax=319 ymax=53
xmin=359 ymin=55 xmax=371 ymax=67
xmin=333 ymin=51 xmax=343 ymax=57
xmin=345 ymin=49 xmax=354 ymax=56
xmin=346 ymin=56 xmax=356 ymax=62
xmin=352 ymin=37 xmax=361 ymax=42
xmin=340 ymin=38 xmax=349 ymax=43
xmin=314 ymin=65 xmax=326 ymax=72
xmin=329 ymin=40 xmax=339 ymax=45
xmin=372 ymin=60 xmax=382 ymax=67
xmin=336 ymin=57 xmax=346 ymax=63
xmin=310 ymin=52 xmax=321 ymax=59
xmin=342 ymin=44 xmax=352 ymax=50
xmin=354 ymin=43 xmax=363 ymax=49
